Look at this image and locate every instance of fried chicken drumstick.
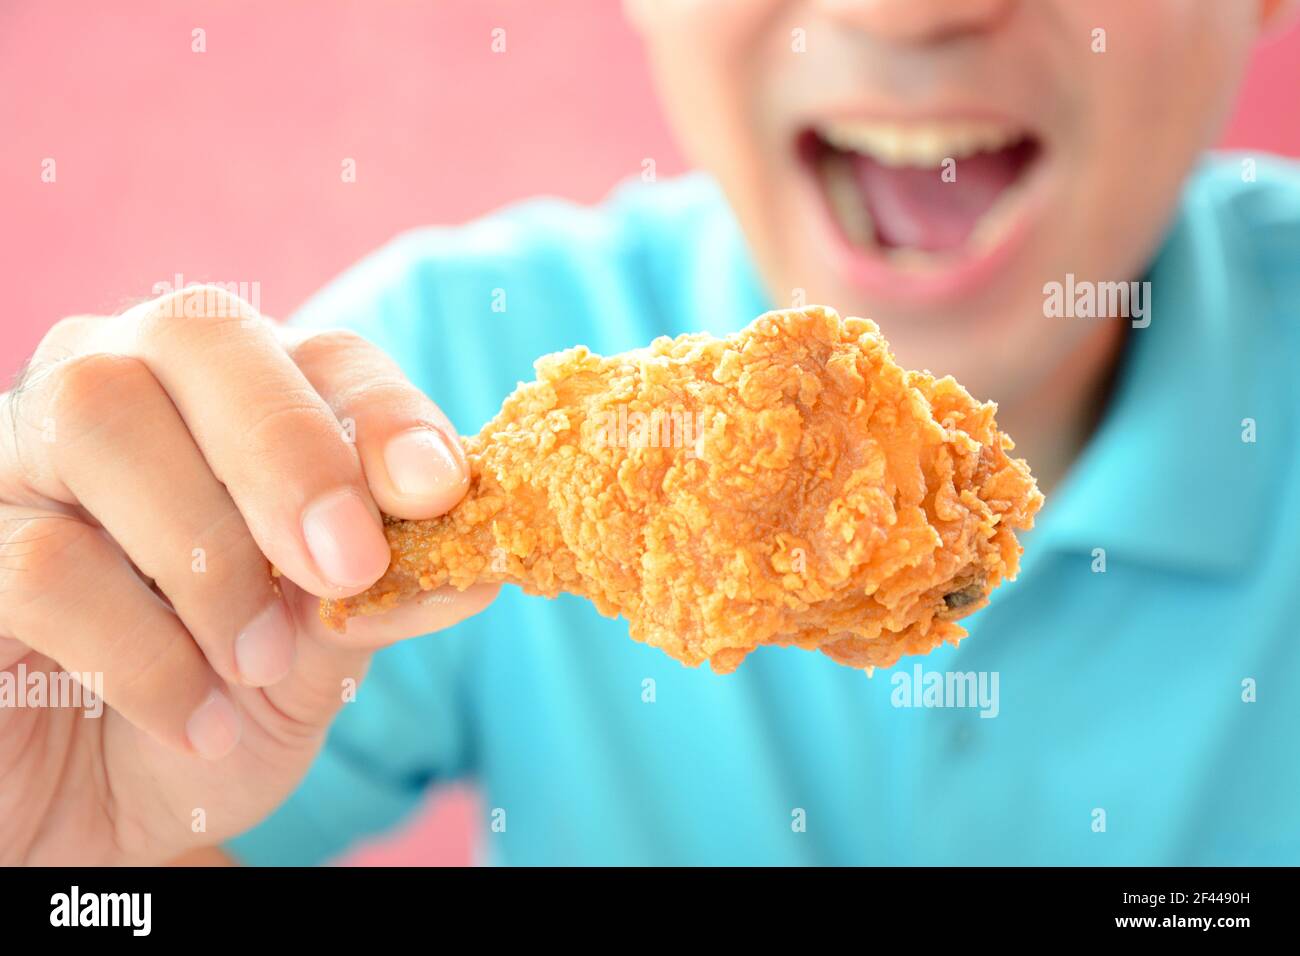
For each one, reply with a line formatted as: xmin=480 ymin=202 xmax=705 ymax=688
xmin=321 ymin=307 xmax=1042 ymax=673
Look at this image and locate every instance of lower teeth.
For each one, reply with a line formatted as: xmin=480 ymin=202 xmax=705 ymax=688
xmin=820 ymin=153 xmax=875 ymax=249
xmin=967 ymin=179 xmax=1027 ymax=251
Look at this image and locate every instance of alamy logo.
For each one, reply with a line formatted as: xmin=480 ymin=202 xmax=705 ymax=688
xmin=0 ymin=663 xmax=103 ymax=717
xmin=151 ymin=273 xmax=261 ymax=317
xmin=1042 ymin=273 xmax=1151 ymax=328
xmin=890 ymin=664 xmax=1000 ymax=718
xmin=594 ymin=404 xmax=707 ymax=456
xmin=50 ymin=886 xmax=151 ymax=936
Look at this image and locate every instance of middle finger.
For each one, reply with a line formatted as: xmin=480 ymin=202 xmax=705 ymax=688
xmin=96 ymin=289 xmax=391 ymax=597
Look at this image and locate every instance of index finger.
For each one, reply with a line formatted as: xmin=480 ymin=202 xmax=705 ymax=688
xmin=97 ymin=289 xmax=391 ymax=598
xmin=283 ymin=328 xmax=470 ymax=521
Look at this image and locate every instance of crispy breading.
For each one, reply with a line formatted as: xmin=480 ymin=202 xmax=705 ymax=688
xmin=321 ymin=306 xmax=1043 ymax=673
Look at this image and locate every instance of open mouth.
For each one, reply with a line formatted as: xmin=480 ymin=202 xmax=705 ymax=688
xmin=799 ymin=119 xmax=1044 ymax=273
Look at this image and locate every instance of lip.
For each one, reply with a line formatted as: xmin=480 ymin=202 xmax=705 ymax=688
xmin=795 ymin=120 xmax=1053 ymax=307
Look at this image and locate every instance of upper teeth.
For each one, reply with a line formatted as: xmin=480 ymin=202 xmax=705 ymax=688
xmin=819 ymin=119 xmax=1025 ymax=168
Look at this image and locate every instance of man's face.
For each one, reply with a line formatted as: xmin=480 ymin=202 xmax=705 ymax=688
xmin=632 ymin=0 xmax=1266 ymax=402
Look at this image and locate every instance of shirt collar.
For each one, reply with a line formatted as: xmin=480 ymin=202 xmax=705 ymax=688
xmin=1028 ymin=171 xmax=1269 ymax=577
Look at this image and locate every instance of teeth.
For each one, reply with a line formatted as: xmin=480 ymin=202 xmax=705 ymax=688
xmin=816 ymin=129 xmax=1039 ymax=260
xmin=819 ymin=119 xmax=1025 ymax=168
xmin=968 ymin=175 xmax=1030 ymax=252
xmin=820 ymin=152 xmax=874 ymax=248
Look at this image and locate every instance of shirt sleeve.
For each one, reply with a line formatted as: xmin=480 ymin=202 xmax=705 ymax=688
xmin=225 ymin=632 xmax=477 ymax=865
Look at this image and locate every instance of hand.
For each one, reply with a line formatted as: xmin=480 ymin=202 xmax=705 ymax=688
xmin=0 ymin=287 xmax=497 ymax=865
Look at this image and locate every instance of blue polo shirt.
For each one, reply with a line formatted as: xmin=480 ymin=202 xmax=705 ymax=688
xmin=228 ymin=155 xmax=1300 ymax=865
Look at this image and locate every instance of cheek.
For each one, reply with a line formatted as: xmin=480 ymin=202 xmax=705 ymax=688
xmin=645 ymin=0 xmax=787 ymax=39
xmin=1068 ymin=0 xmax=1255 ymax=153
xmin=644 ymin=2 xmax=793 ymax=179
xmin=1057 ymin=1 xmax=1255 ymax=276
xmin=641 ymin=0 xmax=789 ymax=112
xmin=642 ymin=0 xmax=784 ymax=79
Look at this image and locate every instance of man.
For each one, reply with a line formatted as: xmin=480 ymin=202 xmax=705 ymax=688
xmin=2 ymin=0 xmax=1297 ymax=865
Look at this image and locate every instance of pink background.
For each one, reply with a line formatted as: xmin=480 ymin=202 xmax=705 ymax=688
xmin=2 ymin=2 xmax=1298 ymax=865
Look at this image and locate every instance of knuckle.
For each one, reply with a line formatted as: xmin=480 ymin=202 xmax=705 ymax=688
xmin=1 ymin=365 xmax=56 ymax=495
xmin=36 ymin=315 xmax=97 ymax=360
xmin=44 ymin=315 xmax=85 ymax=341
xmin=137 ymin=286 xmax=259 ymax=342
xmin=239 ymin=388 xmax=344 ymax=459
xmin=50 ymin=353 xmax=158 ymax=436
xmin=188 ymin=507 xmax=267 ymax=590
xmin=289 ymin=331 xmax=426 ymax=422
xmin=108 ymin=619 xmax=194 ymax=703
xmin=0 ymin=514 xmax=99 ymax=616
xmin=288 ymin=329 xmax=374 ymax=371
xmin=331 ymin=379 xmax=421 ymax=421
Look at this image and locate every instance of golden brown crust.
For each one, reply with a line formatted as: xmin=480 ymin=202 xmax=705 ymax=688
xmin=321 ymin=306 xmax=1043 ymax=673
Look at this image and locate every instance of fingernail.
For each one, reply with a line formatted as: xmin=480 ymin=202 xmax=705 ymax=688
xmin=384 ymin=427 xmax=467 ymax=501
xmin=186 ymin=690 xmax=241 ymax=760
xmin=235 ymin=598 xmax=296 ymax=686
xmin=302 ymin=488 xmax=391 ymax=589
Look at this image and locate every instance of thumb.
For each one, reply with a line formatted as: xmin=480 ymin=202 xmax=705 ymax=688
xmin=291 ymin=578 xmax=500 ymax=651
xmin=244 ymin=580 xmax=498 ymax=732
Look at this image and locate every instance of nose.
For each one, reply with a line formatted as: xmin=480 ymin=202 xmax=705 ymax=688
xmin=813 ymin=0 xmax=1015 ymax=43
